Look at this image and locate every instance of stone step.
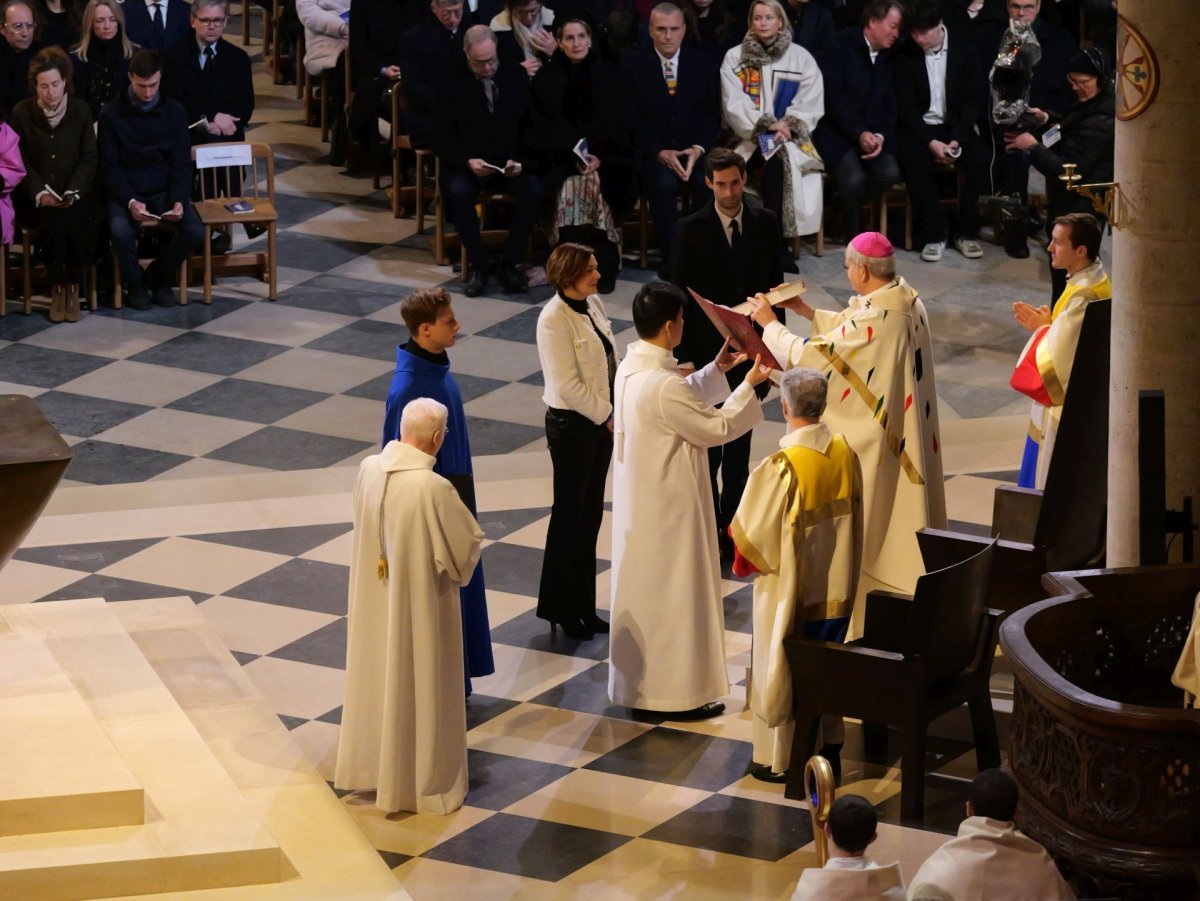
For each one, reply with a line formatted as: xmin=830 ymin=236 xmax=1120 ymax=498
xmin=0 ymin=632 xmax=143 ymax=837
xmin=0 ymin=599 xmax=285 ymax=900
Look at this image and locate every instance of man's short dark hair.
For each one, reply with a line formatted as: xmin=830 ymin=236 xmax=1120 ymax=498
xmin=705 ymin=146 xmax=745 ymax=180
xmin=905 ymin=0 xmax=941 ymax=31
xmin=128 ymin=48 xmax=162 ymax=78
xmin=1054 ymin=212 xmax=1102 ymax=262
xmin=401 ymin=287 xmax=452 ymax=333
xmin=632 ymin=281 xmax=687 ymax=339
xmin=828 ymin=795 xmax=877 ymax=855
xmin=861 ymin=0 xmax=904 ymax=25
xmin=969 ymin=769 xmax=1019 ymax=821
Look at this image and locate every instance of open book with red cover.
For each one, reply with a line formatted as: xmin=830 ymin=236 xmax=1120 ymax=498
xmin=686 ymin=280 xmax=807 ymax=373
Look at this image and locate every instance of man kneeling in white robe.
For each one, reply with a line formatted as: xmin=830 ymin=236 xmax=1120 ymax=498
xmin=334 ymin=397 xmax=484 ymax=815
xmin=609 ymin=281 xmax=770 ymax=720
xmin=730 ymin=367 xmax=863 ymax=782
xmin=791 ymin=795 xmax=906 ymax=900
xmin=907 ymin=769 xmax=1075 ymax=901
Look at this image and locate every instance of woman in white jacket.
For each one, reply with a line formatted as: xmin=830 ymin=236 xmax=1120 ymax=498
xmin=720 ymin=0 xmax=824 ymax=247
xmin=535 ymin=242 xmax=619 ymax=641
xmin=297 ymin=0 xmax=348 ymax=77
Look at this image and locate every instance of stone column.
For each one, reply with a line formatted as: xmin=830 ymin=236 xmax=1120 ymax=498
xmin=1107 ymin=0 xmax=1200 ymax=566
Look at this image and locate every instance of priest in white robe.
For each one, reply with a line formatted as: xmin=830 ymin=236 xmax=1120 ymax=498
xmin=750 ymin=232 xmax=946 ymax=638
xmin=1011 ymin=213 xmax=1112 ymax=489
xmin=792 ymin=795 xmax=906 ymax=901
xmin=609 ymin=281 xmax=769 ymax=719
xmin=907 ymin=769 xmax=1075 ymax=901
xmin=730 ymin=367 xmax=863 ymax=781
xmin=334 ymin=397 xmax=484 ymax=815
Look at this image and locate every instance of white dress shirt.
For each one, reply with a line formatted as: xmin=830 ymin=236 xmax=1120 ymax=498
xmin=922 ymin=25 xmax=948 ymax=126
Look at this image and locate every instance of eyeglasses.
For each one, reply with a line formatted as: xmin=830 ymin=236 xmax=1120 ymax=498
xmin=4 ymin=22 xmax=35 ymax=31
xmin=195 ymin=16 xmax=226 ymax=25
xmin=467 ymin=55 xmax=498 ymax=68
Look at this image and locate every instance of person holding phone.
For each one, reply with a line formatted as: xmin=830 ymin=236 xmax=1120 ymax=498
xmin=98 ymin=47 xmax=201 ymax=309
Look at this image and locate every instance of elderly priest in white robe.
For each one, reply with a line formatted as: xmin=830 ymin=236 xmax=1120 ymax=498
xmin=609 ymin=281 xmax=770 ymax=720
xmin=750 ymin=232 xmax=946 ymax=638
xmin=907 ymin=769 xmax=1075 ymax=901
xmin=730 ymin=367 xmax=863 ymax=782
xmin=334 ymin=397 xmax=484 ymax=815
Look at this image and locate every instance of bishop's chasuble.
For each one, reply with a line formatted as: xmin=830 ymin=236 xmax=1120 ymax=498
xmin=608 ymin=340 xmax=762 ymax=711
xmin=762 ymin=277 xmax=946 ymax=637
xmin=383 ymin=344 xmax=495 ymax=688
xmin=1013 ymin=259 xmax=1112 ymax=489
xmin=731 ymin=421 xmax=863 ymax=773
xmin=335 ymin=441 xmax=484 ymax=814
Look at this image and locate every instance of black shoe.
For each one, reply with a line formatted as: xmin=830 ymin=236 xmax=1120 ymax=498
xmin=1001 ymin=218 xmax=1030 ymax=258
xmin=464 ymin=266 xmax=488 ymax=297
xmin=152 ymin=282 xmax=176 ymax=307
xmin=210 ymin=231 xmax=233 ymax=255
xmin=818 ymin=742 xmax=843 ymax=782
xmin=127 ymin=283 xmax=152 ymax=310
xmin=643 ymin=702 xmax=725 ymax=722
xmin=782 ymin=256 xmax=799 ymax=274
xmin=582 ymin=613 xmax=610 ymax=634
xmin=244 ymin=224 xmax=266 ymax=240
xmin=548 ymin=617 xmax=593 ymax=641
xmin=749 ymin=763 xmax=788 ymax=783
xmin=497 ymin=260 xmax=529 ymax=294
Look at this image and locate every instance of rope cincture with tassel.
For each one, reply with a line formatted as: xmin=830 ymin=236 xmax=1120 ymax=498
xmin=377 ymin=471 xmax=395 ymax=582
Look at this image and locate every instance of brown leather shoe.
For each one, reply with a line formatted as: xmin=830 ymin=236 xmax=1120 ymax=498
xmin=65 ymin=283 xmax=80 ymax=322
xmin=49 ymin=283 xmax=65 ymax=322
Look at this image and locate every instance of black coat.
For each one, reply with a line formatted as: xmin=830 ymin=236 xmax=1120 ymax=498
xmin=395 ymin=18 xmax=472 ymax=146
xmin=622 ymin=44 xmax=719 ymax=163
xmin=894 ymin=23 xmax=983 ymax=147
xmin=71 ymin=43 xmax=131 ymax=120
xmin=0 ymin=40 xmax=42 ymax=113
xmin=1025 ymin=18 xmax=1076 ymax=118
xmin=527 ymin=50 xmax=638 ymax=217
xmin=669 ymin=202 xmax=783 ymax=390
xmin=683 ymin=13 xmax=743 ymax=70
xmin=787 ymin=1 xmax=834 ymax=56
xmin=433 ymin=58 xmax=529 ymax=175
xmin=98 ymin=90 xmax=193 ymax=207
xmin=162 ymin=38 xmax=255 ymax=138
xmin=1029 ymin=89 xmax=1114 ymax=218
xmin=814 ymin=28 xmax=898 ymax=167
xmin=10 ymin=96 xmax=97 ymax=201
xmin=123 ymin=0 xmax=193 ymax=53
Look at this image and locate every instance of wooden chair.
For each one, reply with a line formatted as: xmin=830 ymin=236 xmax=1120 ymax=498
xmin=782 ymin=539 xmax=1002 ymax=821
xmin=190 ymin=142 xmax=278 ymax=303
xmin=240 ymin=0 xmax=269 ymax=48
xmin=0 ymin=245 xmax=9 ymax=316
xmin=385 ymin=85 xmax=436 ymax=224
xmin=113 ymin=220 xmax=190 ymax=308
xmin=459 ymin=190 xmax=521 ymax=280
xmin=918 ymin=300 xmax=1112 ymax=614
xmin=16 ymin=228 xmax=98 ymax=316
xmin=818 ymin=175 xmax=913 ymax=251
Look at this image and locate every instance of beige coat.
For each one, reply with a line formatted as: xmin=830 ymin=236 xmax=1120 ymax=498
xmin=792 ymin=859 xmax=907 ymax=900
xmin=608 ymin=341 xmax=761 ymax=710
xmin=334 ymin=442 xmax=483 ymax=814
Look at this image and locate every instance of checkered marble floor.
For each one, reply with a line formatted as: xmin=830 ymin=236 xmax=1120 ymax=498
xmin=0 ymin=31 xmax=1070 ymax=898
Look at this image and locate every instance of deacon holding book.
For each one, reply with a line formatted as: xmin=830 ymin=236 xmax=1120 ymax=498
xmin=382 ymin=288 xmax=495 ymax=692
xmin=609 ymin=281 xmax=769 ymax=720
xmin=749 ymin=232 xmax=946 ymax=638
xmin=670 ymin=146 xmax=784 ymax=563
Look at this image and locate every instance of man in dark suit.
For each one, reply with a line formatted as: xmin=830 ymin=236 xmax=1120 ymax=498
xmin=813 ymin=0 xmax=903 ymax=240
xmin=162 ymin=0 xmax=254 ymax=143
xmin=396 ymin=0 xmax=475 ymax=147
xmin=623 ymin=2 xmax=719 ymax=273
xmin=785 ymin=0 xmax=835 ymax=55
xmin=434 ymin=25 xmax=542 ymax=297
xmin=896 ymin=0 xmax=987 ymax=262
xmin=669 ymin=148 xmax=783 ymax=562
xmin=0 ymin=0 xmax=41 ymax=111
xmin=124 ymin=0 xmax=194 ymax=53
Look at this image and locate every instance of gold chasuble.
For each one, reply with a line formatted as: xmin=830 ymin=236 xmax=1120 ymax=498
xmin=762 ymin=278 xmax=946 ymax=636
xmin=1013 ymin=259 xmax=1112 ymax=489
xmin=731 ymin=422 xmax=863 ymax=773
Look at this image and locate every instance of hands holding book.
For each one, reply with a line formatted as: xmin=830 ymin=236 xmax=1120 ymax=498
xmin=750 ymin=287 xmax=812 ymax=326
xmin=129 ymin=200 xmax=184 ymax=223
xmin=468 ymin=158 xmax=522 ymax=178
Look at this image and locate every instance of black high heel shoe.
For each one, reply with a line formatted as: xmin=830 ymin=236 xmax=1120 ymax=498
xmin=582 ymin=613 xmax=610 ymax=634
xmin=549 ymin=618 xmax=593 ymax=641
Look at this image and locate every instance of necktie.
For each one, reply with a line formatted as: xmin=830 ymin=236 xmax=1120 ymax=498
xmin=482 ymin=78 xmax=495 ymax=113
xmin=151 ymin=2 xmax=165 ymax=44
xmin=663 ymin=59 xmax=676 ymax=96
xmin=729 ymin=219 xmax=745 ymax=277
xmin=202 ymin=45 xmax=214 ymax=72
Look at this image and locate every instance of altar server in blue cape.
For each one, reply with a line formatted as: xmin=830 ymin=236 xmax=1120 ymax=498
xmin=382 ymin=287 xmax=494 ymax=689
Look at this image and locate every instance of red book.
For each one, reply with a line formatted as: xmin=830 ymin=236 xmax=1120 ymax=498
xmin=685 ymin=284 xmax=807 ymax=373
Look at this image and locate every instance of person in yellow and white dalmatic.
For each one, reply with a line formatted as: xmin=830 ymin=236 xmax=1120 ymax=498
xmin=1010 ymin=212 xmax=1111 ymax=489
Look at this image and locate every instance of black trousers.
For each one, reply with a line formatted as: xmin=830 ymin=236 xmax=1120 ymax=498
xmin=830 ymin=149 xmax=900 ymax=237
xmin=899 ymin=124 xmax=986 ymax=245
xmin=447 ymin=170 xmax=544 ymax=270
xmin=641 ymin=159 xmax=710 ymax=267
xmin=537 ymin=407 xmax=612 ymax=625
xmin=708 ymin=427 xmax=753 ymax=533
xmin=21 ymin=199 xmax=94 ymax=283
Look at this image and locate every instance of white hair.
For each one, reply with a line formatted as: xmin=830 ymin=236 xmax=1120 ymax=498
xmin=844 ymin=244 xmax=896 ymax=280
xmin=400 ymin=398 xmax=449 ymax=444
xmin=780 ymin=367 xmax=828 ymax=420
xmin=464 ymin=24 xmax=496 ymax=51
